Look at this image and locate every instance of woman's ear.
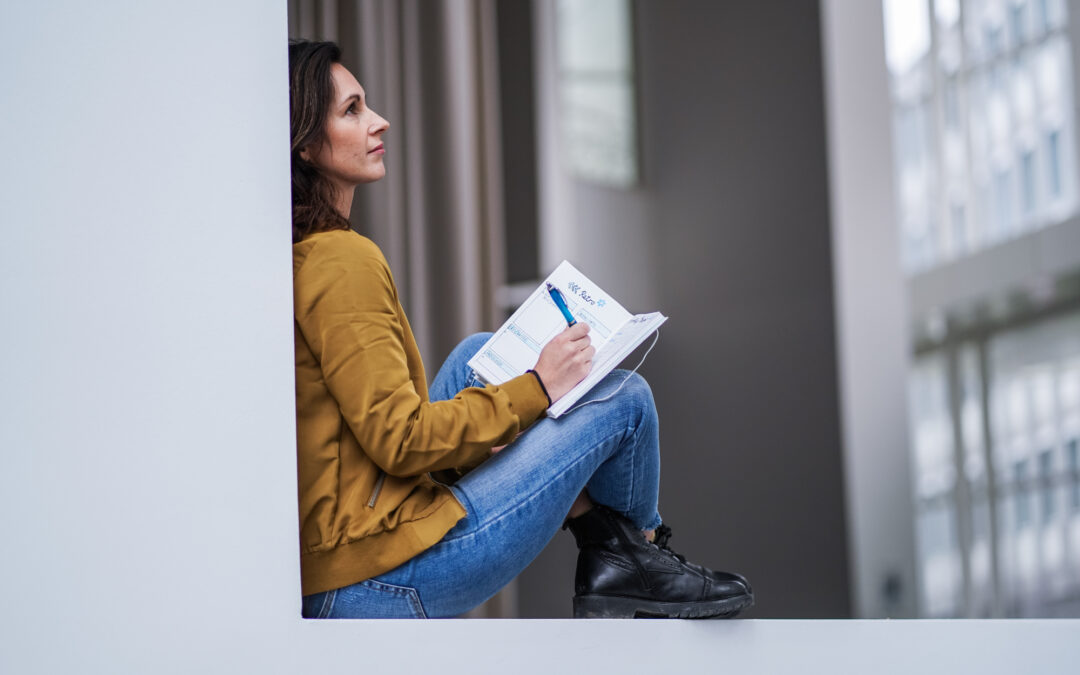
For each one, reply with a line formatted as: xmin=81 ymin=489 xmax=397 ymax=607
xmin=299 ymin=146 xmax=312 ymax=163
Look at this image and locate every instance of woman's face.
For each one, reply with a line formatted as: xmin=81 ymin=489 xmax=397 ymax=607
xmin=301 ymin=63 xmax=389 ymax=188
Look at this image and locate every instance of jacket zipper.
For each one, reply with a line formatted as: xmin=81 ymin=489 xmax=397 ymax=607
xmin=367 ymin=471 xmax=386 ymax=508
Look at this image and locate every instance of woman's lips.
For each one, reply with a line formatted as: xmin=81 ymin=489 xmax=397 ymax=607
xmin=369 ymin=144 xmax=385 ymax=155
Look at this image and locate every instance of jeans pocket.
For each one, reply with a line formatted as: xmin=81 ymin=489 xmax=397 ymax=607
xmin=325 ymin=578 xmax=428 ymax=619
xmin=301 ymin=589 xmax=338 ymax=619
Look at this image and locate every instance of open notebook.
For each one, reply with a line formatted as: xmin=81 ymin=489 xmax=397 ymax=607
xmin=467 ymin=261 xmax=667 ymax=418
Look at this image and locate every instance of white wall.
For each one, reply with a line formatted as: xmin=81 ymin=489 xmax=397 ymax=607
xmin=0 ymin=1 xmax=306 ymax=670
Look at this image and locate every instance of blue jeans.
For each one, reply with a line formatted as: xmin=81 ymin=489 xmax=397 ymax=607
xmin=301 ymin=333 xmax=662 ymax=619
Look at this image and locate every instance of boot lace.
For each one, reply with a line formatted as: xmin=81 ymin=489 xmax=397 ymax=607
xmin=651 ymin=524 xmax=687 ymax=563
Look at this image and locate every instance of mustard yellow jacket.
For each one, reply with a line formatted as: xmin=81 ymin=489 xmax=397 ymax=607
xmin=293 ymin=230 xmax=548 ymax=595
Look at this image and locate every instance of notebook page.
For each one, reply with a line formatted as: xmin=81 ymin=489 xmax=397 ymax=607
xmin=468 ymin=261 xmax=633 ymax=385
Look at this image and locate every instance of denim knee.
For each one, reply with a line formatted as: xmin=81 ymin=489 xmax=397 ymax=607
xmin=453 ymin=332 xmax=493 ymax=359
xmin=611 ymin=370 xmax=656 ymax=424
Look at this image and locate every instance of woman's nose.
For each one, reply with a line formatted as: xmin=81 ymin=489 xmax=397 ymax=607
xmin=372 ymin=114 xmax=389 ymax=135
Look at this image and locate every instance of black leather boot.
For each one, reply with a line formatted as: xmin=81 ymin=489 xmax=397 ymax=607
xmin=564 ymin=504 xmax=754 ymax=619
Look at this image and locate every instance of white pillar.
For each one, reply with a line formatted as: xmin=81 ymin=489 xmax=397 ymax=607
xmin=820 ymin=0 xmax=920 ymax=618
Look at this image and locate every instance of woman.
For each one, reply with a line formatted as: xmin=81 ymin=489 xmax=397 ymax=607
xmin=290 ymin=39 xmax=753 ymax=619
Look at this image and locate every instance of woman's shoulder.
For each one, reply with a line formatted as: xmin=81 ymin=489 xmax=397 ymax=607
xmin=293 ymin=228 xmax=388 ymax=273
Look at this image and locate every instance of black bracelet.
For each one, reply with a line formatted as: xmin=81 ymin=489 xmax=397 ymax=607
xmin=526 ymin=369 xmax=552 ymax=406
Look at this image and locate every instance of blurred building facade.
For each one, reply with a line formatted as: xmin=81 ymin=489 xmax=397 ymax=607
xmin=884 ymin=0 xmax=1080 ymax=618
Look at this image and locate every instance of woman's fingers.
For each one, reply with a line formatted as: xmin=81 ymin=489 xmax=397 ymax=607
xmin=532 ymin=322 xmax=597 ymax=402
xmin=564 ymin=324 xmax=590 ymax=350
xmin=562 ymin=322 xmax=590 ymax=347
xmin=566 ymin=322 xmax=590 ymax=338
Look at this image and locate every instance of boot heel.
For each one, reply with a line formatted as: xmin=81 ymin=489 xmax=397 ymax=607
xmin=573 ymin=595 xmax=656 ymax=619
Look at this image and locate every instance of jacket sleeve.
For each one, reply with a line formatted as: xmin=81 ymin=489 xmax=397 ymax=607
xmin=294 ymin=236 xmax=548 ymax=477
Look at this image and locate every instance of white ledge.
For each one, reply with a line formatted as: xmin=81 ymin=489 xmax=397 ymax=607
xmin=293 ymin=618 xmax=1079 ymax=675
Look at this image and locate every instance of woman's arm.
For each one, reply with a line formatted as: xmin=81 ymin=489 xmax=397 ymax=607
xmin=294 ymin=234 xmax=548 ymax=477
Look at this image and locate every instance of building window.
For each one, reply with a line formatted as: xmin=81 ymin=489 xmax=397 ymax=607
xmin=555 ymin=0 xmax=638 ymax=187
xmin=883 ymin=0 xmax=1079 ymax=273
xmin=907 ymin=310 xmax=1080 ymax=616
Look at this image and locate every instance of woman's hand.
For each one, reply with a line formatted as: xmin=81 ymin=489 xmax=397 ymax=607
xmin=532 ymin=323 xmax=594 ymax=403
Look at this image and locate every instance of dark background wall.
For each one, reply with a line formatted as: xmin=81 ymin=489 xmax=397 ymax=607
xmin=516 ymin=0 xmax=851 ymax=618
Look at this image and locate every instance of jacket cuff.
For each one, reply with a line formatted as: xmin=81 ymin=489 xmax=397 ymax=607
xmin=496 ymin=373 xmax=550 ymax=427
xmin=526 ymin=369 xmax=552 ymax=406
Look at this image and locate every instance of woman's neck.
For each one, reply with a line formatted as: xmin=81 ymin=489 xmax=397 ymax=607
xmin=333 ymin=182 xmax=355 ymax=221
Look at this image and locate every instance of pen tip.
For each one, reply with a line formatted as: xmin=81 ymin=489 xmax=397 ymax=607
xmin=545 ymin=282 xmax=554 ymax=290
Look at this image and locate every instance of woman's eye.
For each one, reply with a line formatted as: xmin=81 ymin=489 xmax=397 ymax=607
xmin=347 ymin=104 xmax=357 ymax=114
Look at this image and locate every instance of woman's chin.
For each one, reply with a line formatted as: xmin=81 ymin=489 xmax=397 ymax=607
xmin=358 ymin=166 xmax=386 ymax=184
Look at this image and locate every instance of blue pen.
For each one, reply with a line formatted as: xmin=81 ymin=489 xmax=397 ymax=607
xmin=546 ymin=283 xmax=577 ymax=326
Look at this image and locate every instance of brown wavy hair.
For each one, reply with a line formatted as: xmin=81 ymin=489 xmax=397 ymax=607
xmin=289 ymin=40 xmax=352 ymax=243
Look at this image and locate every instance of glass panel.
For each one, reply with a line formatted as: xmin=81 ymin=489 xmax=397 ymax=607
xmin=917 ymin=504 xmax=963 ymax=616
xmin=1021 ymin=150 xmax=1036 ymax=214
xmin=884 ymin=0 xmax=931 ymax=76
xmin=994 ymin=168 xmax=1013 ymax=239
xmin=910 ymin=350 xmax=964 ymax=616
xmin=1037 ymin=0 xmax=1051 ymax=33
xmin=951 ymin=203 xmax=968 ymax=255
xmin=1048 ymin=129 xmax=1062 ymax=197
xmin=895 ymin=101 xmax=938 ymax=271
xmin=938 ymin=0 xmax=962 ymax=27
xmin=1069 ymin=438 xmax=1080 ymax=510
xmin=1039 ymin=448 xmax=1055 ymax=522
xmin=970 ymin=495 xmax=995 ymax=615
xmin=561 ymin=78 xmax=637 ymax=186
xmin=1015 ymin=459 xmax=1032 ymax=527
xmin=945 ymin=78 xmax=961 ymax=129
xmin=911 ymin=354 xmax=957 ymax=499
xmin=959 ymin=346 xmax=984 ymax=475
xmin=556 ymin=0 xmax=638 ymax=187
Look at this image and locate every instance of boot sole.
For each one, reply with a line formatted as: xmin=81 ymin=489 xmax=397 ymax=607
xmin=573 ymin=592 xmax=754 ymax=619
